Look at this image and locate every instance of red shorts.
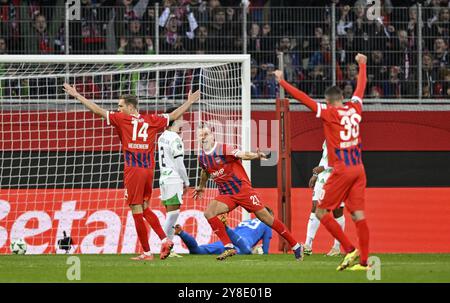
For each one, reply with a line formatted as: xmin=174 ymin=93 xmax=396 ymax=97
xmin=317 ymin=164 xmax=367 ymax=213
xmin=123 ymin=166 xmax=154 ymax=205
xmin=214 ymin=184 xmax=265 ymax=213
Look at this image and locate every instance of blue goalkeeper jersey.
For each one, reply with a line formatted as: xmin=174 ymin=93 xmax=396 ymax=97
xmin=234 ymin=218 xmax=272 ymax=254
xmin=195 ymin=218 xmax=272 ymax=254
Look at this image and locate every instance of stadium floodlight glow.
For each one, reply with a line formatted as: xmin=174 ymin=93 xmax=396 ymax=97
xmin=0 ymin=54 xmax=251 ymax=254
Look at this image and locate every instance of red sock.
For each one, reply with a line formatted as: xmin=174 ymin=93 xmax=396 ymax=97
xmin=271 ymin=218 xmax=298 ymax=248
xmin=143 ymin=208 xmax=167 ymax=241
xmin=355 ymin=219 xmax=370 ymax=266
xmin=208 ymin=216 xmax=232 ymax=246
xmin=320 ymin=213 xmax=355 ymax=253
xmin=132 ymin=213 xmax=150 ymax=252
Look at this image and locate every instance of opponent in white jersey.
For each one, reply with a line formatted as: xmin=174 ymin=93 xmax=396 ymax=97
xmin=304 ymin=140 xmax=346 ymax=256
xmin=157 ymin=108 xmax=190 ymax=257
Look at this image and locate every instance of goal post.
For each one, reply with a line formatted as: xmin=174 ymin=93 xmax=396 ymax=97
xmin=0 ymin=54 xmax=251 ymax=254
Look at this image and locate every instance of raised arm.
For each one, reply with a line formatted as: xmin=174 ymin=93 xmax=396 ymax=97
xmin=63 ymin=83 xmax=107 ymax=119
xmin=353 ymin=53 xmax=367 ymax=101
xmin=168 ymin=90 xmax=201 ymax=122
xmin=273 ymin=70 xmax=319 ymax=113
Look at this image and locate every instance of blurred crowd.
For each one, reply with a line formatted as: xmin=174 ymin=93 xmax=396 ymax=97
xmin=1 ymin=0 xmax=450 ymax=99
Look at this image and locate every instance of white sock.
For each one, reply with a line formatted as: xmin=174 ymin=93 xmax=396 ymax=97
xmin=144 ymin=251 xmax=152 ymax=256
xmin=292 ymin=243 xmax=301 ymax=251
xmin=163 ymin=209 xmax=180 ymax=241
xmin=333 ymin=215 xmax=346 ymax=249
xmin=305 ymin=212 xmax=320 ymax=248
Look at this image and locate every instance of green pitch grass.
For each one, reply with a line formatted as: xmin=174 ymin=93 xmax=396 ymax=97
xmin=0 ymin=254 xmax=449 ymax=283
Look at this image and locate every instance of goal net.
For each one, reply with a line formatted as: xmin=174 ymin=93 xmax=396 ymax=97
xmin=0 ymin=55 xmax=251 ymax=254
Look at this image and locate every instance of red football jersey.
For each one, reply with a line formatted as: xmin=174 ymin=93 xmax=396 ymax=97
xmin=280 ymin=62 xmax=367 ymax=169
xmin=316 ymin=99 xmax=363 ymax=167
xmin=107 ymin=111 xmax=169 ymax=169
xmin=199 ymin=143 xmax=251 ymax=195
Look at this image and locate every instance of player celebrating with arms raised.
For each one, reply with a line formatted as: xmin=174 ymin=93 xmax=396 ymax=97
xmin=63 ymin=83 xmax=200 ymax=261
xmin=193 ymin=125 xmax=303 ymax=261
xmin=274 ymin=53 xmax=370 ymax=271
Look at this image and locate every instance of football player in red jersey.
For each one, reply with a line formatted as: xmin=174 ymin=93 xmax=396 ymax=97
xmin=274 ymin=53 xmax=370 ymax=271
xmin=63 ymin=83 xmax=200 ymax=261
xmin=193 ymin=125 xmax=303 ymax=261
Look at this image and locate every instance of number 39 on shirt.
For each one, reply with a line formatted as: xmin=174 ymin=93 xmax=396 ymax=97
xmin=340 ymin=113 xmax=361 ymax=141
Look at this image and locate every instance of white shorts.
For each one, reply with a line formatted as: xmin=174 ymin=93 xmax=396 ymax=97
xmin=160 ymin=182 xmax=184 ymax=205
xmin=312 ymin=173 xmax=345 ymax=207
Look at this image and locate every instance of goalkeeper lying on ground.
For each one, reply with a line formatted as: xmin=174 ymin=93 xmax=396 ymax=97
xmin=174 ymin=208 xmax=274 ymax=255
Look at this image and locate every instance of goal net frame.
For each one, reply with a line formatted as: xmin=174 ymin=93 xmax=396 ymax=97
xmin=0 ymin=54 xmax=252 ymax=254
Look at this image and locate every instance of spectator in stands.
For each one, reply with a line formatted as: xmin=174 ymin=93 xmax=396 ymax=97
xmin=115 ymin=0 xmax=149 ymax=47
xmin=338 ymin=27 xmax=357 ymax=66
xmin=366 ymin=18 xmax=392 ymax=52
xmin=196 ymin=0 xmax=221 ymax=24
xmin=77 ymin=0 xmax=109 ymax=54
xmin=336 ymin=5 xmax=352 ymax=37
xmin=248 ymin=23 xmax=261 ymax=62
xmin=305 ymin=64 xmax=330 ymax=97
xmin=187 ymin=25 xmax=209 ymax=52
xmin=383 ymin=65 xmax=401 ymax=98
xmin=250 ymin=59 xmax=262 ymax=98
xmin=118 ymin=36 xmax=155 ymax=55
xmin=434 ymin=38 xmax=449 ymax=68
xmin=142 ymin=4 xmax=156 ymax=39
xmin=159 ymin=0 xmax=198 ymax=39
xmin=309 ymin=26 xmax=324 ymax=52
xmin=208 ymin=7 xmax=235 ymax=53
xmin=30 ymin=14 xmax=54 ymax=54
xmin=277 ymin=36 xmax=301 ymax=84
xmin=430 ymin=7 xmax=450 ymax=41
xmin=351 ymin=0 xmax=370 ymax=53
xmin=342 ymin=81 xmax=354 ymax=99
xmin=346 ymin=63 xmax=358 ymax=83
xmin=309 ymin=34 xmax=330 ymax=69
xmin=129 ymin=18 xmax=144 ymax=37
xmin=422 ymin=53 xmax=439 ymax=97
xmin=423 ymin=0 xmax=441 ymax=23
xmin=0 ymin=0 xmax=22 ymax=53
xmin=405 ymin=5 xmax=418 ymax=48
xmin=259 ymin=23 xmax=276 ymax=65
xmin=259 ymin=63 xmax=277 ymax=98
xmin=367 ymin=50 xmax=388 ymax=92
xmin=387 ymin=29 xmax=416 ymax=96
xmin=160 ymin=13 xmax=186 ymax=53
xmin=308 ymin=34 xmax=341 ymax=86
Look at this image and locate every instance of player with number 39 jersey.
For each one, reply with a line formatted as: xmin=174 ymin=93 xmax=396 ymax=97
xmin=275 ymin=53 xmax=370 ymax=271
